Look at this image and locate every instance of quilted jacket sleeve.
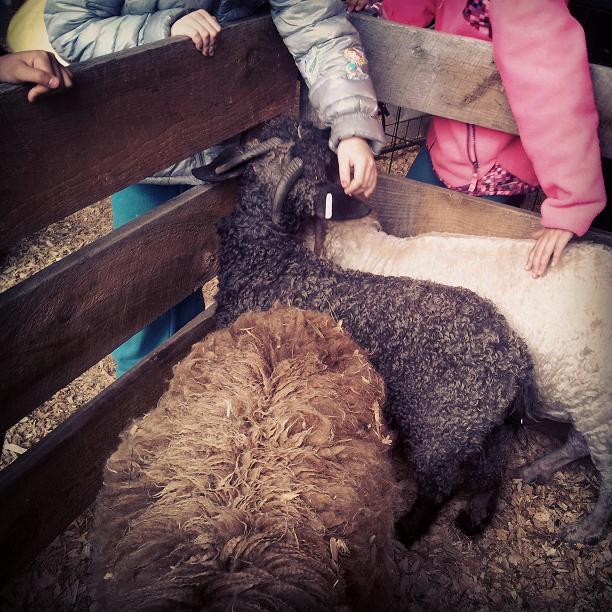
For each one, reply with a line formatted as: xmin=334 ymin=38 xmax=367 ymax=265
xmin=270 ymin=0 xmax=385 ymax=152
xmin=44 ymin=0 xmax=188 ymax=62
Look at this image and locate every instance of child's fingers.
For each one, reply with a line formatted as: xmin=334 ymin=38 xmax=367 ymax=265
xmin=200 ymin=10 xmax=221 ymax=33
xmin=346 ymin=157 xmax=367 ymax=195
xmin=31 ymin=51 xmax=59 ymax=79
xmin=27 ymin=84 xmax=52 ymax=103
xmin=527 ymin=228 xmax=572 ymax=276
xmin=192 ymin=11 xmax=220 ymax=55
xmin=338 ymin=155 xmax=351 ymax=191
xmin=536 ymin=245 xmax=554 ymax=277
xmin=526 ymin=238 xmax=545 ymax=276
xmin=14 ymin=63 xmax=58 ymax=89
xmin=46 ymin=55 xmax=68 ymax=89
xmin=191 ymin=30 xmax=205 ymax=53
xmin=533 ymin=233 xmax=555 ymax=277
xmin=551 ymin=240 xmax=564 ymax=268
xmin=48 ymin=57 xmax=74 ymax=90
xmin=202 ymin=13 xmax=221 ymax=54
xmin=530 ymin=237 xmax=548 ymax=277
xmin=345 ymin=0 xmax=369 ymax=12
xmin=192 ymin=12 xmax=213 ymax=38
xmin=27 ymin=67 xmax=73 ymax=102
xmin=59 ymin=65 xmax=74 ymax=89
xmin=191 ymin=23 xmax=210 ymax=55
xmin=363 ymin=163 xmax=377 ymax=198
xmin=525 ymin=229 xmax=545 ymax=271
xmin=360 ymin=162 xmax=374 ymax=198
xmin=550 ymin=231 xmax=572 ymax=268
xmin=525 ymin=245 xmax=534 ymax=272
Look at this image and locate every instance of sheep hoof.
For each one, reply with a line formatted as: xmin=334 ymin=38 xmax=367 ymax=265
xmin=560 ymin=519 xmax=606 ymax=545
xmin=394 ymin=518 xmax=418 ymax=549
xmin=454 ymin=510 xmax=487 ymax=537
xmin=519 ymin=463 xmax=551 ymax=485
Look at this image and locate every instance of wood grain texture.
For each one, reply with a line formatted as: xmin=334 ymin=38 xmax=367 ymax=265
xmin=0 ymin=307 xmax=216 ymax=585
xmin=371 ymin=174 xmax=612 ymax=247
xmin=0 ymin=182 xmax=236 ymax=432
xmin=0 ymin=15 xmax=296 ymax=249
xmin=351 ymin=14 xmax=612 ymax=158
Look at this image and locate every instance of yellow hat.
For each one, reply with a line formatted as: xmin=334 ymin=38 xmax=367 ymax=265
xmin=7 ymin=0 xmax=66 ymax=63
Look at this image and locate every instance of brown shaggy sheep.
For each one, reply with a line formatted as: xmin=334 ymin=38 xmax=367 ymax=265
xmin=90 ymin=305 xmax=398 ymax=611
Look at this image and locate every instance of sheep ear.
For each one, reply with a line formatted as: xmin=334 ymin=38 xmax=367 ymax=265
xmin=314 ymin=185 xmax=371 ymax=221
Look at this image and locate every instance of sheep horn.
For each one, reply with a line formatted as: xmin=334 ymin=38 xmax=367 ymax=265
xmin=214 ymin=137 xmax=283 ymax=175
xmin=272 ymin=157 xmax=304 ymax=225
xmin=192 ymin=137 xmax=282 ymax=182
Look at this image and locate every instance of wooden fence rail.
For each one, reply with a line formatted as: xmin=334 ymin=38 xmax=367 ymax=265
xmin=0 ymin=182 xmax=236 ymax=433
xmin=0 ymin=15 xmax=296 ymax=250
xmin=372 ymin=175 xmax=612 ymax=248
xmin=350 ymin=14 xmax=612 ymax=158
xmin=0 ymin=307 xmax=216 ymax=581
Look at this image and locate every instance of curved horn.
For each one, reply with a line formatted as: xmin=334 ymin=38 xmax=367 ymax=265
xmin=272 ymin=157 xmax=304 ymax=225
xmin=214 ymin=137 xmax=282 ymax=175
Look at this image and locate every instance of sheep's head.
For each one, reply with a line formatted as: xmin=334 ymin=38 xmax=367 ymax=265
xmin=193 ymin=117 xmax=371 ymax=232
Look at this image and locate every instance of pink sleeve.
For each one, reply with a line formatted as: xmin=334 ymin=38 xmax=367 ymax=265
xmin=381 ymin=0 xmax=437 ymax=27
xmin=490 ymin=0 xmax=605 ymax=236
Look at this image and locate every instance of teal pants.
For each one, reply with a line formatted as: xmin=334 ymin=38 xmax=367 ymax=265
xmin=111 ymin=184 xmax=205 ymax=378
xmin=407 ymin=146 xmax=526 ymax=206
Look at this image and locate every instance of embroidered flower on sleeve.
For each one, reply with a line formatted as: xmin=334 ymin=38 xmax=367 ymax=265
xmin=343 ymin=47 xmax=370 ymax=81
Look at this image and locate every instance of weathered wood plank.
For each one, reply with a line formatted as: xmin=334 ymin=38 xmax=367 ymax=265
xmin=0 ymin=182 xmax=236 ymax=432
xmin=371 ymin=174 xmax=612 ymax=247
xmin=0 ymin=307 xmax=216 ymax=585
xmin=0 ymin=15 xmax=296 ymax=249
xmin=351 ymin=14 xmax=612 ymax=158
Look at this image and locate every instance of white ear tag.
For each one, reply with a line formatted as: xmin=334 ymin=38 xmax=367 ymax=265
xmin=325 ymin=192 xmax=333 ymax=219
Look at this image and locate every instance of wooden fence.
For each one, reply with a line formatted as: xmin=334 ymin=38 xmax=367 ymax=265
xmin=0 ymin=12 xmax=611 ymax=582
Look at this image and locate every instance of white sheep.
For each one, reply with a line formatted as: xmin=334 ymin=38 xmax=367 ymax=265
xmin=318 ymin=214 xmax=612 ymax=544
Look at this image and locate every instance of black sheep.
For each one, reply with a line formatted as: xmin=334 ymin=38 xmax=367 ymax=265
xmin=198 ymin=117 xmax=534 ymax=545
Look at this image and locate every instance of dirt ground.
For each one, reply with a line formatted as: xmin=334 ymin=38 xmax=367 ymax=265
xmin=0 ymin=148 xmax=610 ymax=611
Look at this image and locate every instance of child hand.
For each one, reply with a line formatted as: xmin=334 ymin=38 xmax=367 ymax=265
xmin=0 ymin=51 xmax=73 ymax=103
xmin=171 ymin=10 xmax=221 ymax=56
xmin=526 ymin=228 xmax=574 ymax=278
xmin=344 ymin=0 xmax=370 ymax=12
xmin=337 ymin=137 xmax=377 ymax=198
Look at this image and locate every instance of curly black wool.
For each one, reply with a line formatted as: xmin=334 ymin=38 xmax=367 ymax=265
xmin=214 ymin=117 xmax=534 ymax=542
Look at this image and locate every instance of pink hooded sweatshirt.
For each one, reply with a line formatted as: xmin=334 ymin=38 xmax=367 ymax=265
xmin=382 ymin=0 xmax=606 ymax=236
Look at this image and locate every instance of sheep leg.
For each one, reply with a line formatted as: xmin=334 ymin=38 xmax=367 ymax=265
xmin=394 ymin=494 xmax=446 ymax=549
xmin=561 ymin=420 xmax=611 ymax=545
xmin=455 ymin=489 xmax=499 ymax=537
xmin=454 ymin=425 xmax=509 ymax=537
xmin=561 ymin=477 xmax=611 ymax=545
xmin=522 ymin=426 xmax=610 ymax=544
xmin=520 ymin=427 xmax=589 ymax=484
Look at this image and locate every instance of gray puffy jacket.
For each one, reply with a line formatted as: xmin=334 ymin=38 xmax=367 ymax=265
xmin=45 ymin=0 xmax=385 ymax=184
